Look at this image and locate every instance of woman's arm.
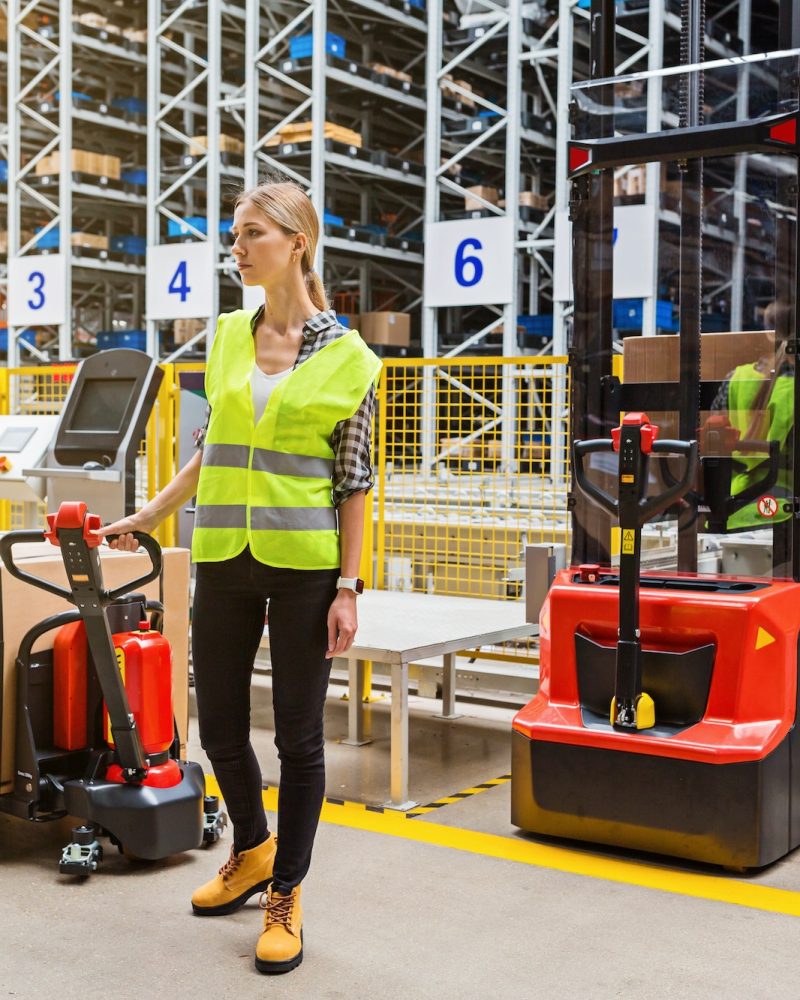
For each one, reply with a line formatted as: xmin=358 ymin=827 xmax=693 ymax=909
xmin=97 ymin=449 xmax=203 ymax=550
xmin=326 ymin=488 xmax=367 ymax=659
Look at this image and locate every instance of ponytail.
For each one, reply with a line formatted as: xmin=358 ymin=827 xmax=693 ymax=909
xmin=303 ymin=264 xmax=329 ymax=311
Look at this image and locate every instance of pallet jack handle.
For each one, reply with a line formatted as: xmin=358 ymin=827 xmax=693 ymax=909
xmin=0 ymin=501 xmax=162 ymax=604
xmin=574 ymin=415 xmax=698 ymax=731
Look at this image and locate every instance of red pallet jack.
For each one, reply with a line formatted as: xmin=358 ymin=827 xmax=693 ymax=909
xmin=512 ymin=414 xmax=800 ymax=867
xmin=511 ymin=0 xmax=800 ymax=869
xmin=0 ymin=502 xmax=225 ymax=875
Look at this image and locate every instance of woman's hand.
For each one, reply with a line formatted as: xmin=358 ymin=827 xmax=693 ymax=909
xmin=95 ymin=511 xmax=156 ymax=552
xmin=326 ymin=590 xmax=358 ymax=659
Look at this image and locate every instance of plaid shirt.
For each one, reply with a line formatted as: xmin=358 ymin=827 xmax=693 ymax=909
xmin=196 ymin=307 xmax=376 ymax=507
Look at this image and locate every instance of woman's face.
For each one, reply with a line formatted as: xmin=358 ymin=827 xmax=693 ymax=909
xmin=230 ymin=201 xmax=301 ymax=285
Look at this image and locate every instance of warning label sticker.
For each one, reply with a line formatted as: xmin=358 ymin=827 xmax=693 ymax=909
xmin=757 ymin=495 xmax=779 ymax=519
xmin=621 ymin=530 xmax=636 ymax=555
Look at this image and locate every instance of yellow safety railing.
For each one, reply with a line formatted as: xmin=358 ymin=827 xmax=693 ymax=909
xmin=0 ymin=357 xmax=572 ymax=603
xmin=374 ymin=356 xmax=571 ymax=600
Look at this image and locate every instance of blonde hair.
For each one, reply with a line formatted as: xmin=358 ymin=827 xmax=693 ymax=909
xmin=234 ymin=181 xmax=329 ymax=311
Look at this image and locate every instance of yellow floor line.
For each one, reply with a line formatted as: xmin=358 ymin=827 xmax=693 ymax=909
xmin=204 ymin=775 xmax=800 ymax=919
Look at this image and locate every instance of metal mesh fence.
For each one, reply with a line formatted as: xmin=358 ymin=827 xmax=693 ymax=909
xmin=374 ymin=356 xmax=571 ymax=600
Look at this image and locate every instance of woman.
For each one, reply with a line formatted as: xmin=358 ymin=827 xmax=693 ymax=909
xmin=100 ymin=181 xmax=382 ymax=975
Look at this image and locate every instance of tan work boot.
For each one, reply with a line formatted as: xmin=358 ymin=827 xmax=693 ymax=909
xmin=255 ymin=884 xmax=303 ymax=974
xmin=191 ymin=833 xmax=276 ymax=916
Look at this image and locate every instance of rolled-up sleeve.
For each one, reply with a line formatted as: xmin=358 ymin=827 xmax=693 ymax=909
xmin=331 ymin=383 xmax=376 ymax=507
xmin=195 ymin=404 xmax=211 ymax=450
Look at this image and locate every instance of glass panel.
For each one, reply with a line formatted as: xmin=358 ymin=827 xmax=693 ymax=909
xmin=572 ymin=151 xmax=796 ymax=581
xmin=571 ymin=52 xmax=800 ymax=139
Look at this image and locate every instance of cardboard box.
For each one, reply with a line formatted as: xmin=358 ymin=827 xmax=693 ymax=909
xmin=189 ymin=134 xmax=245 ymax=156
xmin=622 ymin=330 xmax=775 ymax=383
xmin=0 ymin=9 xmax=37 ymax=41
xmin=370 ymin=63 xmax=413 ymax=84
xmin=464 ymin=185 xmax=499 ymax=211
xmin=499 ymin=192 xmax=549 ymax=211
xmin=35 ymin=149 xmax=121 ymax=180
xmin=71 ymin=232 xmax=109 ymax=251
xmin=172 ymin=317 xmax=207 ymax=345
xmin=266 ymin=121 xmax=362 ymax=148
xmin=0 ymin=544 xmax=191 ymax=793
xmin=359 ymin=311 xmax=411 ymax=347
xmin=338 ymin=313 xmax=360 ymax=332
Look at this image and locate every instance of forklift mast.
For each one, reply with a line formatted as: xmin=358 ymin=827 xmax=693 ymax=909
xmin=568 ymin=0 xmax=800 ymax=581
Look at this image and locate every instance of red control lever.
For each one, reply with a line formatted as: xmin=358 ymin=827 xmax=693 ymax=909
xmin=611 ymin=412 xmax=660 ymax=454
xmin=44 ymin=501 xmax=103 ymax=548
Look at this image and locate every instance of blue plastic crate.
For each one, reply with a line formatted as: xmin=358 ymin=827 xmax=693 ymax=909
xmin=0 ymin=328 xmax=36 ymax=351
xmin=167 ymin=216 xmax=207 ymax=237
xmin=110 ymin=235 xmax=146 ymax=255
xmin=0 ymin=160 xmax=7 ymax=183
xmin=122 ymin=169 xmax=147 ymax=186
xmin=55 ymin=90 xmax=92 ymax=103
xmin=112 ymin=97 xmax=147 ymax=115
xmin=323 ymin=211 xmax=344 ymax=226
xmin=34 ymin=227 xmax=62 ymax=249
xmin=613 ymin=298 xmax=677 ymax=331
xmin=96 ymin=329 xmax=146 ymax=352
xmin=168 ymin=217 xmax=234 ymax=238
xmin=289 ymin=32 xmax=346 ymax=60
xmin=407 ymin=0 xmax=425 ymax=8
xmin=517 ymin=314 xmax=553 ymax=336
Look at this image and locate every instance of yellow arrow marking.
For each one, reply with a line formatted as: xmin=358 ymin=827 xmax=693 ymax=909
xmin=756 ymin=627 xmax=776 ymax=651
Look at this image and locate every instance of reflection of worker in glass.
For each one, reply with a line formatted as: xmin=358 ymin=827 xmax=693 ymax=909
xmin=709 ymin=301 xmax=794 ymax=530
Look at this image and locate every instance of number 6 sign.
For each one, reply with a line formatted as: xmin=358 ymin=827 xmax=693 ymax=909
xmin=424 ymin=217 xmax=514 ymax=308
xmin=147 ymin=243 xmax=214 ymax=320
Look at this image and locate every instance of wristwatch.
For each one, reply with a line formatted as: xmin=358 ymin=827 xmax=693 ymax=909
xmin=336 ymin=576 xmax=364 ymax=594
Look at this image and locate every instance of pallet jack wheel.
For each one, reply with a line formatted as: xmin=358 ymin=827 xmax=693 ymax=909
xmin=202 ymin=795 xmax=228 ymax=845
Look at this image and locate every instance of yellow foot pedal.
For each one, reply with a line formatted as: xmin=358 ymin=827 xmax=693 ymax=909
xmin=635 ymin=692 xmax=655 ymax=730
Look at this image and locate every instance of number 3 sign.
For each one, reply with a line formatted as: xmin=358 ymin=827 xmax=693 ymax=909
xmin=147 ymin=243 xmax=214 ymax=320
xmin=8 ymin=254 xmax=67 ymax=327
xmin=424 ymin=217 xmax=514 ymax=308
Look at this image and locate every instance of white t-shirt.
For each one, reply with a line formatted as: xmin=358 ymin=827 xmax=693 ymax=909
xmin=251 ymin=364 xmax=292 ymax=425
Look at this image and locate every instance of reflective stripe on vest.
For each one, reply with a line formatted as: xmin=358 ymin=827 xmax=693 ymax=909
xmin=192 ymin=310 xmax=382 ymax=568
xmin=726 ymin=364 xmax=793 ymax=530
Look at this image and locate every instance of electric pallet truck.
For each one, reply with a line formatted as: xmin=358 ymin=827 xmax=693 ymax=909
xmin=511 ymin=0 xmax=800 ymax=868
xmin=0 ymin=501 xmax=225 ymax=875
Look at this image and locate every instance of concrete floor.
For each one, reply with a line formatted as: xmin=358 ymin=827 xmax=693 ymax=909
xmin=3 ymin=676 xmax=800 ymax=998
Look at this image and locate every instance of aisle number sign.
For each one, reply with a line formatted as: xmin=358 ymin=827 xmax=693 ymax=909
xmin=147 ymin=243 xmax=214 ymax=320
xmin=8 ymin=254 xmax=67 ymax=327
xmin=553 ymin=204 xmax=657 ymax=301
xmin=424 ymin=217 xmax=515 ymax=308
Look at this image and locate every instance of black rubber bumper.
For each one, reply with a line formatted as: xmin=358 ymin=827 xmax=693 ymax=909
xmin=510 ymin=729 xmax=800 ymax=869
xmin=63 ymin=760 xmax=206 ymax=860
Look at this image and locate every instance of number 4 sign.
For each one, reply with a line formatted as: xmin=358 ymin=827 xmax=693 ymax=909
xmin=424 ymin=217 xmax=514 ymax=308
xmin=147 ymin=243 xmax=214 ymax=320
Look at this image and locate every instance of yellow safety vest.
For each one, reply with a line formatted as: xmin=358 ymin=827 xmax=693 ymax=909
xmin=727 ymin=363 xmax=793 ymax=530
xmin=192 ymin=310 xmax=382 ymax=568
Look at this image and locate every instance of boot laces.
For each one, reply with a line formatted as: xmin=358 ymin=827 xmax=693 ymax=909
xmin=260 ymin=889 xmax=295 ymax=929
xmin=218 ymin=850 xmax=242 ymax=881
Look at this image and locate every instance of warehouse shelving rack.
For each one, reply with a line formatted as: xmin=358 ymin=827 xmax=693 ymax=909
xmin=424 ymin=0 xmax=559 ymax=360
xmin=5 ymin=0 xmax=149 ymax=365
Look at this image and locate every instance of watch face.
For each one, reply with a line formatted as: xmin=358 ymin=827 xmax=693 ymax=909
xmin=356 ymin=578 xmax=365 ymax=594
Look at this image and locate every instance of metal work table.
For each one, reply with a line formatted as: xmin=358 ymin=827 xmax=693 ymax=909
xmin=341 ymin=590 xmax=537 ymax=811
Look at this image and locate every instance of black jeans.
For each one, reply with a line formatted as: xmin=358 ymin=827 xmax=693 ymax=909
xmin=192 ymin=547 xmax=339 ymax=893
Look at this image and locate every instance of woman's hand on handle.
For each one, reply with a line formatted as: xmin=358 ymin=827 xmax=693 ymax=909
xmin=95 ymin=511 xmax=156 ymax=552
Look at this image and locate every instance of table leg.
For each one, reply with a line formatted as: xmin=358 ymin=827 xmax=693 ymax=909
xmin=342 ymin=658 xmax=372 ymax=747
xmin=382 ymin=659 xmax=417 ymax=811
xmin=433 ymin=652 xmax=462 ymax=721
